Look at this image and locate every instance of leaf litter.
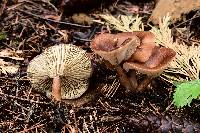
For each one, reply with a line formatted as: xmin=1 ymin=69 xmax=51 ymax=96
xmin=0 ymin=0 xmax=200 ymax=132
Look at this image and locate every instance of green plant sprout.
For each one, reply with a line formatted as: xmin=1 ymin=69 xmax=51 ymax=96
xmin=97 ymin=13 xmax=200 ymax=108
xmin=173 ymin=80 xmax=200 ymax=108
xmin=0 ymin=31 xmax=7 ymax=40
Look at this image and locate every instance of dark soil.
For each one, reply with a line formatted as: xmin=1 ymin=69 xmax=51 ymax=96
xmin=0 ymin=0 xmax=200 ymax=132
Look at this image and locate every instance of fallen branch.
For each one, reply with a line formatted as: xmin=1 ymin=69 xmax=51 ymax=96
xmin=17 ymin=9 xmax=91 ymax=28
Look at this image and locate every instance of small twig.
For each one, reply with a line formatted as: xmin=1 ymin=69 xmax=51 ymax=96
xmin=105 ymin=79 xmax=120 ymax=98
xmin=22 ymin=0 xmax=59 ymax=13
xmin=0 ymin=121 xmax=14 ymax=126
xmin=0 ymin=76 xmax=30 ymax=81
xmin=40 ymin=0 xmax=59 ymax=13
xmin=19 ymin=123 xmax=45 ymax=133
xmin=4 ymin=109 xmax=18 ymax=115
xmin=7 ymin=3 xmax=23 ymax=11
xmin=71 ymin=108 xmax=79 ymax=132
xmin=61 ymin=124 xmax=77 ymax=133
xmin=163 ymin=101 xmax=174 ymax=113
xmin=172 ymin=14 xmax=200 ymax=29
xmin=98 ymin=99 xmax=111 ymax=111
xmin=72 ymin=36 xmax=91 ymax=42
xmin=0 ymin=91 xmax=51 ymax=105
xmin=104 ymin=101 xmax=120 ymax=111
xmin=149 ymin=102 xmax=161 ymax=115
xmin=17 ymin=9 xmax=91 ymax=28
xmin=14 ymin=101 xmax=30 ymax=111
xmin=98 ymin=99 xmax=120 ymax=111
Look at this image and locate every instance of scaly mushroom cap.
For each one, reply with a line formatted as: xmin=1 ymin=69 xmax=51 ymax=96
xmin=27 ymin=44 xmax=92 ymax=99
xmin=91 ymin=33 xmax=140 ymax=65
xmin=123 ymin=47 xmax=176 ymax=75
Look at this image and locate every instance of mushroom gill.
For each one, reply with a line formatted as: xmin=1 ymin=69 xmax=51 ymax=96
xmin=27 ymin=44 xmax=92 ymax=100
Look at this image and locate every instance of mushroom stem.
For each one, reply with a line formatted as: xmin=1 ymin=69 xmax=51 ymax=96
xmin=128 ymin=70 xmax=138 ymax=90
xmin=103 ymin=59 xmax=115 ymax=70
xmin=52 ymin=76 xmax=61 ymax=101
xmin=137 ymin=76 xmax=154 ymax=91
xmin=115 ymin=65 xmax=136 ymax=93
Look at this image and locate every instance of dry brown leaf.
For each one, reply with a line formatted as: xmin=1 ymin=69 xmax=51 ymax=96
xmin=149 ymin=0 xmax=200 ymax=24
xmin=0 ymin=48 xmax=24 ymax=60
xmin=0 ymin=59 xmax=19 ymax=74
xmin=44 ymin=14 xmax=61 ymax=21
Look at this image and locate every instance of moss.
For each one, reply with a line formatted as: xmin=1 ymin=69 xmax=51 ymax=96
xmin=0 ymin=31 xmax=7 ymax=40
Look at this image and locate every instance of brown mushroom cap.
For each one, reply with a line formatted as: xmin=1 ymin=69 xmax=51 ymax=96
xmin=109 ymin=31 xmax=155 ymax=44
xmin=27 ymin=44 xmax=92 ymax=99
xmin=123 ymin=46 xmax=176 ymax=75
xmin=130 ymin=43 xmax=156 ymax=63
xmin=128 ymin=31 xmax=155 ymax=44
xmin=126 ymin=31 xmax=156 ymax=63
xmin=91 ymin=33 xmax=140 ymax=65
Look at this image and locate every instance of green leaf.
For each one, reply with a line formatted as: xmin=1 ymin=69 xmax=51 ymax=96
xmin=173 ymin=80 xmax=200 ymax=108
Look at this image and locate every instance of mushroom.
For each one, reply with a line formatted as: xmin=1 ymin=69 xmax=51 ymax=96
xmin=91 ymin=33 xmax=140 ymax=65
xmin=27 ymin=44 xmax=92 ymax=101
xmin=91 ymin=31 xmax=176 ymax=92
xmin=121 ymin=31 xmax=156 ymax=63
xmin=123 ymin=46 xmax=176 ymax=91
xmin=111 ymin=31 xmax=173 ymax=91
xmin=91 ymin=33 xmax=140 ymax=92
xmin=120 ymin=31 xmax=157 ymax=90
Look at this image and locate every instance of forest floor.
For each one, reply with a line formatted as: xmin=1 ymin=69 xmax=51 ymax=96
xmin=0 ymin=0 xmax=200 ymax=132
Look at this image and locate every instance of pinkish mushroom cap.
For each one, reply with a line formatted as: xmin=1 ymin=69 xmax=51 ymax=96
xmin=127 ymin=31 xmax=156 ymax=63
xmin=129 ymin=31 xmax=155 ymax=44
xmin=91 ymin=33 xmax=140 ymax=65
xmin=131 ymin=43 xmax=156 ymax=63
xmin=112 ymin=31 xmax=155 ymax=44
xmin=123 ymin=46 xmax=176 ymax=76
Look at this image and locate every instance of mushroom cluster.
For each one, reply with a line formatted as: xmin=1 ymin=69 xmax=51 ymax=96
xmin=27 ymin=44 xmax=92 ymax=101
xmin=91 ymin=31 xmax=176 ymax=92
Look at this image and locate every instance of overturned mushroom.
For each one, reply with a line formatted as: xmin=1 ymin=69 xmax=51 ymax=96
xmin=123 ymin=46 xmax=176 ymax=91
xmin=91 ymin=33 xmax=140 ymax=92
xmin=27 ymin=44 xmax=92 ymax=101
